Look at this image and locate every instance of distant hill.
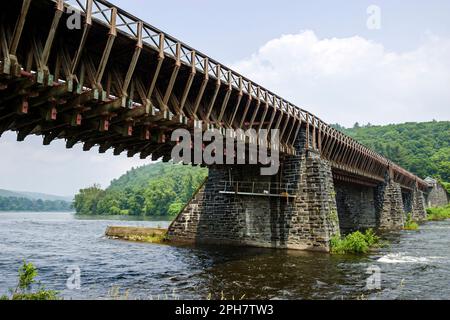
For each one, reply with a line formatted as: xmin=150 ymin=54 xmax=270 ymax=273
xmin=0 ymin=189 xmax=73 ymax=202
xmin=0 ymin=189 xmax=73 ymax=212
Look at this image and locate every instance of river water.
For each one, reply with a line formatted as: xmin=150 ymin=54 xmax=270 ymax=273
xmin=0 ymin=212 xmax=449 ymax=300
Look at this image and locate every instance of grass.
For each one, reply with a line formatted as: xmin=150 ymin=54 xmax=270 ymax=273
xmin=427 ymin=205 xmax=450 ymax=221
xmin=330 ymin=229 xmax=380 ymax=255
xmin=404 ymin=214 xmax=420 ymax=231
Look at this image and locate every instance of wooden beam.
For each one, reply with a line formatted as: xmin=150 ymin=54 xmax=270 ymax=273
xmin=121 ymin=21 xmax=143 ymax=105
xmin=192 ymin=58 xmax=209 ymax=119
xmin=41 ymin=0 xmax=64 ymax=69
xmin=9 ymin=0 xmax=32 ymax=56
xmin=162 ymin=43 xmax=181 ymax=111
xmin=205 ymin=65 xmax=221 ymax=122
xmin=70 ymin=0 xmax=93 ymax=76
xmin=179 ymin=51 xmax=196 ymax=116
xmin=94 ymin=7 xmax=117 ymax=88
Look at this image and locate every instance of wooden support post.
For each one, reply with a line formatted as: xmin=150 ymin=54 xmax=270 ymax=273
xmin=257 ymin=93 xmax=269 ymax=133
xmin=229 ymin=77 xmax=243 ymax=127
xmin=192 ymin=58 xmax=209 ymax=118
xmin=337 ymin=137 xmax=349 ymax=163
xmin=163 ymin=43 xmax=181 ymax=111
xmin=205 ymin=65 xmax=221 ymax=122
xmin=239 ymin=83 xmax=252 ymax=128
xmin=41 ymin=0 xmax=64 ymax=70
xmin=146 ymin=33 xmax=165 ymax=106
xmin=279 ymin=105 xmax=291 ymax=142
xmin=95 ymin=7 xmax=117 ymax=89
xmin=285 ymin=113 xmax=298 ymax=147
xmin=289 ymin=115 xmax=302 ymax=146
xmin=217 ymin=71 xmax=232 ymax=125
xmin=324 ymin=131 xmax=334 ymax=159
xmin=305 ymin=113 xmax=310 ymax=150
xmin=121 ymin=21 xmax=143 ymax=107
xmin=9 ymin=0 xmax=32 ymax=56
xmin=318 ymin=121 xmax=322 ymax=152
xmin=273 ymin=99 xmax=284 ymax=131
xmin=329 ymin=131 xmax=340 ymax=160
xmin=248 ymin=87 xmax=261 ymax=129
xmin=311 ymin=116 xmax=317 ymax=150
xmin=265 ymin=96 xmax=277 ymax=133
xmin=70 ymin=0 xmax=93 ymax=77
xmin=179 ymin=51 xmax=196 ymax=115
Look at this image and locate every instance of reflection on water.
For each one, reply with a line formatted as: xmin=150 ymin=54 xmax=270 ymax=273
xmin=0 ymin=212 xmax=449 ymax=300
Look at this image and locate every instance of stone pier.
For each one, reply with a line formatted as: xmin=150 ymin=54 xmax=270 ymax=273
xmin=411 ymin=188 xmax=427 ymax=221
xmin=168 ymin=132 xmax=340 ymax=252
xmin=375 ymin=178 xmax=405 ymax=230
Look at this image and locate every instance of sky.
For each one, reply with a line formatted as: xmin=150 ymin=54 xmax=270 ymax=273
xmin=1 ymin=0 xmax=449 ymax=196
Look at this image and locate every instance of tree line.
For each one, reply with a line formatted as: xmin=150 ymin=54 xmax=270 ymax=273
xmin=0 ymin=196 xmax=72 ymax=212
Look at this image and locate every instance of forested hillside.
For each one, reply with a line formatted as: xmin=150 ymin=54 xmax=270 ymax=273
xmin=73 ymin=121 xmax=449 ymax=216
xmin=73 ymin=163 xmax=207 ymax=216
xmin=333 ymin=121 xmax=450 ymax=182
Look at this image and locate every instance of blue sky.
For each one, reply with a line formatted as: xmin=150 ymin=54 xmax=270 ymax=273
xmin=110 ymin=0 xmax=450 ymax=60
xmin=0 ymin=0 xmax=449 ymax=196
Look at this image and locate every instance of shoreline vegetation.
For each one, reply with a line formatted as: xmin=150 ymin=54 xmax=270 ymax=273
xmin=0 ymin=196 xmax=72 ymax=212
xmin=404 ymin=214 xmax=420 ymax=231
xmin=427 ymin=205 xmax=450 ymax=221
xmin=330 ymin=229 xmax=381 ymax=255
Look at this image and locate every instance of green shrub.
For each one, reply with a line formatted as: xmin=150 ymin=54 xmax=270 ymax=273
xmin=2 ymin=261 xmax=59 ymax=300
xmin=427 ymin=205 xmax=450 ymax=221
xmin=404 ymin=221 xmax=419 ymax=230
xmin=331 ymin=229 xmax=380 ymax=255
xmin=404 ymin=213 xmax=420 ymax=231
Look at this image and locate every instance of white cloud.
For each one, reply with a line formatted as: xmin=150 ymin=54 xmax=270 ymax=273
xmin=231 ymin=30 xmax=450 ymax=127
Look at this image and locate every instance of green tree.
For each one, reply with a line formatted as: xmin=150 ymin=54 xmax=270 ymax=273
xmin=73 ymin=184 xmax=104 ymax=215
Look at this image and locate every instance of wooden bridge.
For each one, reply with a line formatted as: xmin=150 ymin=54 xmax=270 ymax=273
xmin=0 ymin=0 xmax=429 ymax=193
xmin=1 ymin=0 xmax=438 ymax=251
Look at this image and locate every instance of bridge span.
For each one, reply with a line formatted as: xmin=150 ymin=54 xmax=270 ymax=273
xmin=0 ymin=0 xmax=440 ymax=251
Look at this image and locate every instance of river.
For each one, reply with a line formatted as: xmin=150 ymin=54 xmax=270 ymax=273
xmin=0 ymin=212 xmax=449 ymax=300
